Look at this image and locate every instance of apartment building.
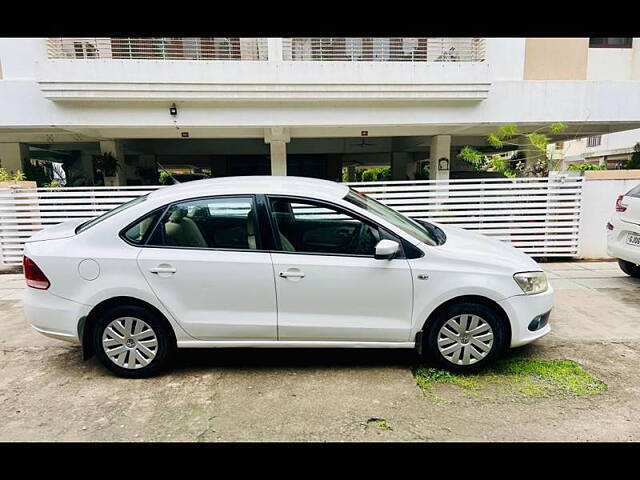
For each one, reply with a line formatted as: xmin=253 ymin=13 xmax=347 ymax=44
xmin=556 ymin=128 xmax=640 ymax=170
xmin=0 ymin=37 xmax=639 ymax=186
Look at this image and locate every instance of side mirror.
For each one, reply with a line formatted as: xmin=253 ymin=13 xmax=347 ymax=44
xmin=374 ymin=239 xmax=400 ymax=260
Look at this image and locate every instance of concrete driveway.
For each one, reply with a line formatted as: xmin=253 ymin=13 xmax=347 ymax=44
xmin=2 ymin=260 xmax=640 ymax=441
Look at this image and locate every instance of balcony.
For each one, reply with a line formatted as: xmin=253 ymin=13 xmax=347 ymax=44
xmin=282 ymin=38 xmax=486 ymax=63
xmin=46 ymin=38 xmax=268 ymax=61
xmin=37 ymin=38 xmax=490 ymax=102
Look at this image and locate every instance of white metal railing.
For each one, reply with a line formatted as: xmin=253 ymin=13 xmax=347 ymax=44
xmin=0 ymin=186 xmax=162 ymax=265
xmin=46 ymin=38 xmax=269 ymax=61
xmin=46 ymin=38 xmax=486 ymax=63
xmin=0 ymin=177 xmax=582 ymax=265
xmin=282 ymin=38 xmax=486 ymax=62
xmin=347 ymin=176 xmax=584 ymax=257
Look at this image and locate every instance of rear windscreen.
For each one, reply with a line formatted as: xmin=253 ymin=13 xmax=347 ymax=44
xmin=76 ymin=195 xmax=148 ymax=234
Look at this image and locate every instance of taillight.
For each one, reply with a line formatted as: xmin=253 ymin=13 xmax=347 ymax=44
xmin=23 ymin=256 xmax=50 ymax=290
xmin=616 ymin=195 xmax=627 ymax=212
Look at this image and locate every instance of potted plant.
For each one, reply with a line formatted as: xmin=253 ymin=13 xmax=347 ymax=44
xmin=94 ymin=152 xmax=120 ymax=177
xmin=0 ymin=168 xmax=36 ymax=189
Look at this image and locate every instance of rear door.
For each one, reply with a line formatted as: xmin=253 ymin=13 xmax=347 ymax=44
xmin=136 ymin=195 xmax=277 ymax=341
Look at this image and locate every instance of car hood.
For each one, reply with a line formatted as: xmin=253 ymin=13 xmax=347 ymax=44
xmin=425 ymin=221 xmax=542 ymax=273
xmin=25 ymin=219 xmax=86 ymax=243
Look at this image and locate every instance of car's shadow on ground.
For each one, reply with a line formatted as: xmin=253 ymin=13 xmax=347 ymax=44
xmin=170 ymin=344 xmax=541 ymax=375
xmin=172 ymin=347 xmax=422 ymax=372
xmin=51 ymin=343 xmax=541 ymax=378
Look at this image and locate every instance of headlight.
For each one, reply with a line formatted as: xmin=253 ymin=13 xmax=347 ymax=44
xmin=513 ymin=271 xmax=548 ymax=295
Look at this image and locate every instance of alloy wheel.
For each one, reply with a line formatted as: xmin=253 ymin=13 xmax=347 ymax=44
xmin=437 ymin=314 xmax=494 ymax=366
xmin=101 ymin=317 xmax=158 ymax=369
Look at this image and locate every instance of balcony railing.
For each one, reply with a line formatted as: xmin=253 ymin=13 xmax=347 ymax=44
xmin=46 ymin=38 xmax=269 ymax=60
xmin=46 ymin=38 xmax=486 ymax=63
xmin=282 ymin=38 xmax=485 ymax=62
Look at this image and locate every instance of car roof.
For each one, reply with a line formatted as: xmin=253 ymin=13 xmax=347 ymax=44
xmin=149 ymin=176 xmax=350 ymax=202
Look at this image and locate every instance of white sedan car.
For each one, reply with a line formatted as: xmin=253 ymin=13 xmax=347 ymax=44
xmin=23 ymin=177 xmax=553 ymax=378
xmin=607 ymin=183 xmax=640 ymax=277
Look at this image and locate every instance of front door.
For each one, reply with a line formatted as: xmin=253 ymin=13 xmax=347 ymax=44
xmin=266 ymin=196 xmax=413 ymax=342
xmin=137 ymin=195 xmax=277 ymax=340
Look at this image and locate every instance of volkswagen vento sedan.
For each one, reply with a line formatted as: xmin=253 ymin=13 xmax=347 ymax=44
xmin=23 ymin=177 xmax=553 ymax=378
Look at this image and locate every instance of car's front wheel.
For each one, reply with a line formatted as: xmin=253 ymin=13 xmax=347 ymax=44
xmin=618 ymin=259 xmax=640 ymax=278
xmin=92 ymin=305 xmax=175 ymax=378
xmin=422 ymin=302 xmax=507 ymax=372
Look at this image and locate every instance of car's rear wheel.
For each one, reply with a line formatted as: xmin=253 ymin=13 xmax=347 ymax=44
xmin=422 ymin=302 xmax=507 ymax=373
xmin=618 ymin=259 xmax=640 ymax=278
xmin=92 ymin=305 xmax=175 ymax=378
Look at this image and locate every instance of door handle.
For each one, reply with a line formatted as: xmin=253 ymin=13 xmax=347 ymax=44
xmin=279 ymin=271 xmax=305 ymax=279
xmin=150 ymin=266 xmax=177 ymax=275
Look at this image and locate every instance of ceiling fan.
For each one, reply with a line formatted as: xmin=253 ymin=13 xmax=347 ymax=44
xmin=350 ymin=137 xmax=376 ymax=148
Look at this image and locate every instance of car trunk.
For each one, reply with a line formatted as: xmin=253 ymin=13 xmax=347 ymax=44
xmin=25 ymin=219 xmax=85 ymax=243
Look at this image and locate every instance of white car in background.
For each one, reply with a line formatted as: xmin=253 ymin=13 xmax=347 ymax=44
xmin=607 ymin=183 xmax=640 ymax=278
xmin=22 ymin=177 xmax=553 ymax=378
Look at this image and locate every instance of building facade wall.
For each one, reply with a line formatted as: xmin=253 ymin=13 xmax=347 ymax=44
xmin=1 ymin=37 xmax=640 ymax=185
xmin=523 ymin=38 xmax=588 ymax=80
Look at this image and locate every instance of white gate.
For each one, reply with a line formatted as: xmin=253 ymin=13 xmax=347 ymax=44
xmin=0 ymin=176 xmax=583 ymax=266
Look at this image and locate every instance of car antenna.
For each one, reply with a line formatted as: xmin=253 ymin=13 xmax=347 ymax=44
xmin=156 ymin=161 xmax=180 ymax=184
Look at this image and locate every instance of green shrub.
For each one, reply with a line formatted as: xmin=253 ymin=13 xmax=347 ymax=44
xmin=625 ymin=143 xmax=640 ymax=169
xmin=361 ymin=167 xmax=391 ymax=182
xmin=567 ymin=163 xmax=605 ymax=171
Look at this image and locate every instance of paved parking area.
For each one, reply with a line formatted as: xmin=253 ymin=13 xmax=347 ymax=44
xmin=2 ymin=260 xmax=640 ymax=441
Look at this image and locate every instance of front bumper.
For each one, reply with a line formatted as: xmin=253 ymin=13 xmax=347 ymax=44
xmin=23 ymin=288 xmax=91 ymax=343
xmin=498 ymin=285 xmax=554 ymax=348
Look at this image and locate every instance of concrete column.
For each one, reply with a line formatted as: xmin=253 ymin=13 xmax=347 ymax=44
xmin=270 ymin=141 xmax=287 ymax=176
xmin=406 ymin=159 xmax=418 ymax=180
xmin=99 ymin=140 xmax=126 ymax=186
xmin=347 ymin=165 xmax=356 ymax=182
xmin=0 ymin=143 xmax=29 ymax=175
xmin=267 ymin=38 xmax=283 ymax=62
xmin=430 ymin=135 xmax=451 ymax=180
xmin=264 ymin=128 xmax=290 ymax=176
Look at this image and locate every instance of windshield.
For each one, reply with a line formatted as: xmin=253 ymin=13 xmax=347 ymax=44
xmin=76 ymin=195 xmax=148 ymax=234
xmin=344 ymin=189 xmax=437 ymax=246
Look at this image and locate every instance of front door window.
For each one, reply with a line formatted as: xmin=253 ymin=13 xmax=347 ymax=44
xmin=267 ymin=197 xmax=383 ymax=256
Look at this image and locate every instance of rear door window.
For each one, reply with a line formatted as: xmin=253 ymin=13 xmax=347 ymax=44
xmin=146 ymin=196 xmax=260 ymax=250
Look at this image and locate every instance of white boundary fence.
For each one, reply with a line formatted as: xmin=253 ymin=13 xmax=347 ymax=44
xmin=347 ymin=176 xmax=584 ymax=257
xmin=0 ymin=186 xmax=161 ymax=265
xmin=0 ymin=176 xmax=584 ymax=265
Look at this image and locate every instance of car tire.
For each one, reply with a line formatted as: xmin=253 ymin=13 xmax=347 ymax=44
xmin=92 ymin=304 xmax=175 ymax=378
xmin=422 ymin=302 xmax=507 ymax=373
xmin=618 ymin=259 xmax=640 ymax=278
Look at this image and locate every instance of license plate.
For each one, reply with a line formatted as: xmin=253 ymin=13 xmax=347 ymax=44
xmin=626 ymin=233 xmax=640 ymax=246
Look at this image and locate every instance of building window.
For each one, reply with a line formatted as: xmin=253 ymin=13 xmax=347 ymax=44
xmin=589 ymin=38 xmax=633 ymax=49
xmin=587 ymin=135 xmax=602 ymax=148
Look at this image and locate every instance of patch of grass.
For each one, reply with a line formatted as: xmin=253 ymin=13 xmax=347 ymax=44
xmin=367 ymin=417 xmax=393 ymax=431
xmin=414 ymin=357 xmax=606 ymax=398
